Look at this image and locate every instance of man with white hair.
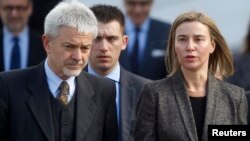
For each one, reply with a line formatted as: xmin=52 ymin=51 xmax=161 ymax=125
xmin=0 ymin=1 xmax=118 ymax=141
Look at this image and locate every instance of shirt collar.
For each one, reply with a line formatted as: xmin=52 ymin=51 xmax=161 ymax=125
xmin=44 ymin=58 xmax=75 ymax=95
xmin=3 ymin=26 xmax=29 ymax=41
xmin=125 ymin=16 xmax=151 ymax=33
xmin=88 ymin=63 xmax=120 ymax=83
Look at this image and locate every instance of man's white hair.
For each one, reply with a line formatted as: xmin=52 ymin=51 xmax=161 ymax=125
xmin=44 ymin=0 xmax=98 ymax=38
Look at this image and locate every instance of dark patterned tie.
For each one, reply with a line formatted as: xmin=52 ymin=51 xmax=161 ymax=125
xmin=130 ymin=27 xmax=140 ymax=74
xmin=57 ymin=81 xmax=69 ymax=106
xmin=10 ymin=37 xmax=20 ymax=69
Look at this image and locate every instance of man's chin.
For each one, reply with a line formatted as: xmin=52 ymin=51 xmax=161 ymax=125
xmin=8 ymin=24 xmax=23 ymax=32
xmin=63 ymin=68 xmax=82 ymax=77
xmin=98 ymin=65 xmax=110 ymax=71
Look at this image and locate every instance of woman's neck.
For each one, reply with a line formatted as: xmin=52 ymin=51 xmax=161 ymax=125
xmin=181 ymin=68 xmax=208 ymax=97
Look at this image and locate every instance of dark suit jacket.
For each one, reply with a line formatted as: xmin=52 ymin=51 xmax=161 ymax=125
xmin=0 ymin=63 xmax=118 ymax=141
xmin=246 ymin=91 xmax=250 ymax=124
xmin=119 ymin=67 xmax=152 ymax=141
xmin=0 ymin=29 xmax=46 ymax=72
xmin=120 ymin=18 xmax=171 ymax=80
xmin=135 ymin=70 xmax=247 ymax=141
xmin=227 ymin=53 xmax=250 ymax=91
xmin=29 ymin=0 xmax=61 ymax=33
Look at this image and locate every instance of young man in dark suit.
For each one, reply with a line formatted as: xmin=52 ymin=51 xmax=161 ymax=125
xmin=0 ymin=0 xmax=46 ymax=71
xmin=0 ymin=1 xmax=118 ymax=141
xmin=119 ymin=0 xmax=171 ymax=80
xmin=89 ymin=4 xmax=152 ymax=141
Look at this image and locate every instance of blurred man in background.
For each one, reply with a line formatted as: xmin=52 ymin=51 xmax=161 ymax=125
xmin=227 ymin=20 xmax=250 ymax=91
xmin=0 ymin=0 xmax=45 ymax=71
xmin=120 ymin=0 xmax=171 ymax=80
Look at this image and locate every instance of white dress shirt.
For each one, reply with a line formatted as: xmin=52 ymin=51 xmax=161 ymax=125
xmin=3 ymin=26 xmax=29 ymax=71
xmin=125 ymin=16 xmax=151 ymax=62
xmin=44 ymin=58 xmax=76 ymax=102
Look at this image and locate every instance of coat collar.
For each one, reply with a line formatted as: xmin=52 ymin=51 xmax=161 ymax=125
xmin=202 ymin=72 xmax=222 ymax=140
xmin=119 ymin=67 xmax=137 ymax=141
xmin=26 ymin=63 xmax=97 ymax=141
xmin=26 ymin=62 xmax=55 ymax=141
xmin=75 ymin=72 xmax=97 ymax=141
xmin=172 ymin=70 xmax=221 ymax=141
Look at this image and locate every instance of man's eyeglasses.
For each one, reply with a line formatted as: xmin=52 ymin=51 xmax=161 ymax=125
xmin=1 ymin=5 xmax=30 ymax=13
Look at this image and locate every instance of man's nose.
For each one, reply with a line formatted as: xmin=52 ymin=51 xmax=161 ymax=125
xmin=72 ymin=48 xmax=82 ymax=60
xmin=99 ymin=39 xmax=109 ymax=51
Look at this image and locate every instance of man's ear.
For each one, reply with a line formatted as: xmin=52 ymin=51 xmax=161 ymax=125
xmin=42 ymin=34 xmax=51 ymax=54
xmin=121 ymin=35 xmax=128 ymax=50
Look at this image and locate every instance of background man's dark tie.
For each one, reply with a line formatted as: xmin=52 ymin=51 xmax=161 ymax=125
xmin=11 ymin=37 xmax=20 ymax=69
xmin=130 ymin=27 xmax=140 ymax=73
xmin=57 ymin=81 xmax=69 ymax=106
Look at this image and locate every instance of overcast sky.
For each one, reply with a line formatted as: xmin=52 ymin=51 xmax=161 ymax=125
xmin=80 ymin=0 xmax=250 ymax=52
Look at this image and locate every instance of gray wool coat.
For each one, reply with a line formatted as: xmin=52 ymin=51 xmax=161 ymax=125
xmin=134 ymin=70 xmax=247 ymax=141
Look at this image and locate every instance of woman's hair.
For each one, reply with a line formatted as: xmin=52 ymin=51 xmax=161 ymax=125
xmin=166 ymin=11 xmax=234 ymax=77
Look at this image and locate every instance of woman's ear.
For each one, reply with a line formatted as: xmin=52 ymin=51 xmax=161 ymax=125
xmin=210 ymin=40 xmax=216 ymax=54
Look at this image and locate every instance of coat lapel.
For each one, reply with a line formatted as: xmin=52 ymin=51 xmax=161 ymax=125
xmin=202 ymin=73 xmax=221 ymax=140
xmin=120 ymin=68 xmax=137 ymax=141
xmin=26 ymin=63 xmax=54 ymax=141
xmin=172 ymin=70 xmax=198 ymax=141
xmin=75 ymin=72 xmax=97 ymax=141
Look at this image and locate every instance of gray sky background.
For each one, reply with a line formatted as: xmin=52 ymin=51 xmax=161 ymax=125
xmin=80 ymin=0 xmax=250 ymax=53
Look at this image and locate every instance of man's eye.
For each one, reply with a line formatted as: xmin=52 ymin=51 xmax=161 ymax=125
xmin=63 ymin=44 xmax=75 ymax=49
xmin=81 ymin=45 xmax=91 ymax=50
xmin=108 ymin=37 xmax=117 ymax=42
xmin=65 ymin=45 xmax=72 ymax=48
xmin=95 ymin=37 xmax=102 ymax=42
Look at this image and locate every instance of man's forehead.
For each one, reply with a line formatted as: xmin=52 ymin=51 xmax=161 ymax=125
xmin=98 ymin=26 xmax=121 ymax=36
